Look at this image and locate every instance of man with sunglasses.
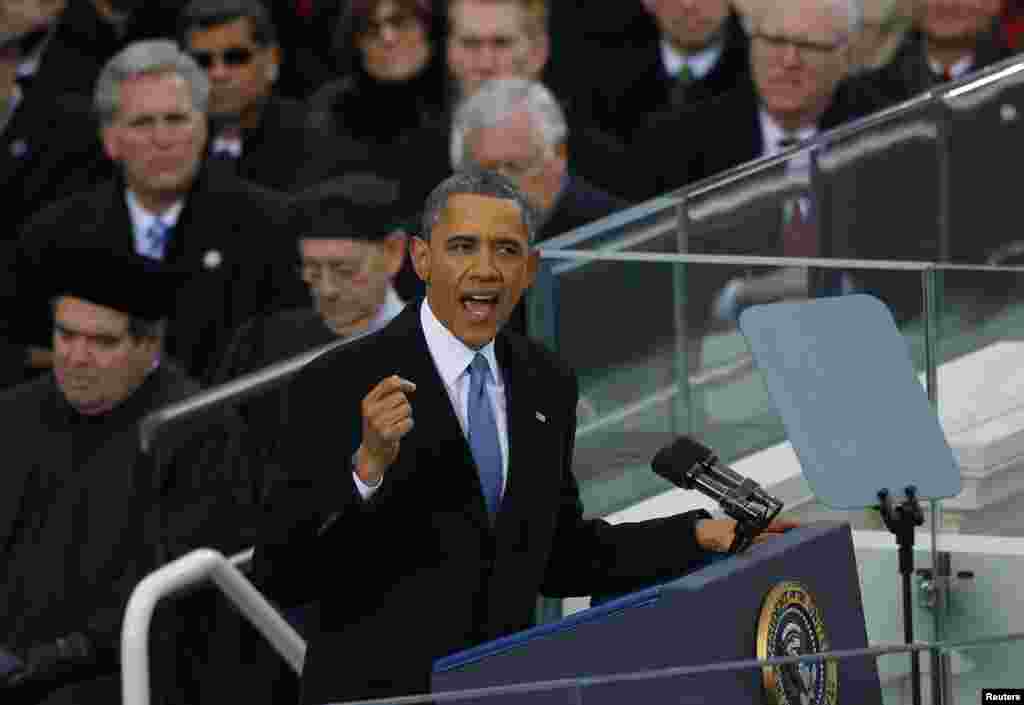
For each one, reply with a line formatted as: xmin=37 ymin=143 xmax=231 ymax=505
xmin=177 ymin=0 xmax=364 ymax=192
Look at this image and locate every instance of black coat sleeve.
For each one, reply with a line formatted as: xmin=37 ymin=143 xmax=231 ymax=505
xmin=539 ymin=367 xmax=712 ymax=598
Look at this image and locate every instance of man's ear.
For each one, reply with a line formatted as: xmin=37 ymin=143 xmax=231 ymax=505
xmin=526 ymin=30 xmax=550 ymax=80
xmin=410 ymin=236 xmax=431 ymax=285
xmin=100 ymin=125 xmax=120 ymax=162
xmin=525 ymin=248 xmax=539 ymax=288
xmin=265 ymin=44 xmax=282 ymax=82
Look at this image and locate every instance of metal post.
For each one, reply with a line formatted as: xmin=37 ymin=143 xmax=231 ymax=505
xmin=672 ymin=199 xmax=699 ymax=436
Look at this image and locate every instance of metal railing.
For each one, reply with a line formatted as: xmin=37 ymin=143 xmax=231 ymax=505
xmin=121 ymin=548 xmax=305 ymax=705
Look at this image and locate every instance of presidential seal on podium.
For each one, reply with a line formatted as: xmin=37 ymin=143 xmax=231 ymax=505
xmin=757 ymin=580 xmax=838 ymax=705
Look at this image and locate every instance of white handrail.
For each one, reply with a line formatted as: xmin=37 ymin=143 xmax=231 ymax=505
xmin=121 ymin=547 xmax=306 ymax=705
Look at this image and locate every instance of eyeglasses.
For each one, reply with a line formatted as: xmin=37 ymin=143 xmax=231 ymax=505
xmin=751 ymin=32 xmax=844 ymax=59
xmin=360 ymin=11 xmax=421 ymax=40
xmin=481 ymin=147 xmax=550 ymax=181
xmin=189 ymin=47 xmax=255 ymax=69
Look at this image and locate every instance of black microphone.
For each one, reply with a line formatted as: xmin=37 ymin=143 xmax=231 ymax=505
xmin=652 ymin=436 xmax=784 ymax=553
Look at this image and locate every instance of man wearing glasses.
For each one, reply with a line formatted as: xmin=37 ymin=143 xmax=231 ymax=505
xmin=214 ymin=178 xmax=409 ymax=394
xmin=451 ymin=77 xmax=627 ymax=245
xmin=632 ymin=0 xmax=886 ymax=197
xmin=625 ymin=0 xmax=886 ymax=354
xmin=177 ymin=0 xmax=362 ymax=191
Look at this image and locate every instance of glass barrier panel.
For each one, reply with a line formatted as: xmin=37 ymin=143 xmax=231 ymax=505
xmin=941 ymin=62 xmax=1024 ymax=266
xmin=543 ymin=254 xmax=931 ymax=518
xmin=931 ymin=265 xmax=1024 ymax=545
xmin=816 ymin=99 xmax=944 ymax=266
xmin=939 ymin=636 xmax=1024 ymax=702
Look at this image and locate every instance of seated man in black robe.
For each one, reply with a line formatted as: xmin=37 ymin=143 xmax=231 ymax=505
xmin=214 ymin=177 xmax=410 ymax=496
xmin=0 ymin=248 xmax=253 ymax=705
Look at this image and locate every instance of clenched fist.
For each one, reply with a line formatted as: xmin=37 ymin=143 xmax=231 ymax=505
xmin=355 ymin=375 xmax=416 ymax=486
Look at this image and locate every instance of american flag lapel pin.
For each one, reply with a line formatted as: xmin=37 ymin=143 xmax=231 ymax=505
xmin=535 ymin=411 xmax=547 ymax=423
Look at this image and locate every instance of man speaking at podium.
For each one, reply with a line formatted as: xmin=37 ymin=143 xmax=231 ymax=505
xmin=254 ymin=169 xmax=793 ymax=705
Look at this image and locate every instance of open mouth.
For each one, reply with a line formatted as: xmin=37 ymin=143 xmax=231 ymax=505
xmin=462 ymin=293 xmax=500 ymax=322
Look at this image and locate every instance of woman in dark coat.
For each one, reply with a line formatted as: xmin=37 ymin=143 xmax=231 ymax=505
xmin=308 ymin=0 xmax=452 ymax=210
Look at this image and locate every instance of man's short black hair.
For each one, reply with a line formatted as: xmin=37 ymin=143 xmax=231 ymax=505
xmin=178 ymin=0 xmax=277 ymax=46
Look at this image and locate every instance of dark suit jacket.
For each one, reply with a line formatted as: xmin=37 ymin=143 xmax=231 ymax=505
xmin=13 ymin=164 xmax=306 ymax=383
xmin=18 ymin=2 xmax=115 ymax=102
xmin=539 ymin=174 xmax=630 ymax=243
xmin=867 ymin=29 xmax=1015 ymax=107
xmin=0 ymin=361 xmax=251 ymax=705
xmin=2 ymin=91 xmax=109 ymax=235
xmin=632 ymin=73 xmax=890 ymax=200
xmin=214 ymin=95 xmax=372 ymax=193
xmin=253 ymin=302 xmax=711 ymax=705
xmin=583 ymin=12 xmax=752 ymax=142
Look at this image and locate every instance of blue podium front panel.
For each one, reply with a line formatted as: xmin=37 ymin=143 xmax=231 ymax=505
xmin=433 ymin=522 xmax=881 ymax=705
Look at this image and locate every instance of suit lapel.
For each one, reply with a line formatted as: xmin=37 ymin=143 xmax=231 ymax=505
xmin=384 ymin=307 xmax=492 ymax=531
xmin=492 ymin=333 xmax=550 ymax=549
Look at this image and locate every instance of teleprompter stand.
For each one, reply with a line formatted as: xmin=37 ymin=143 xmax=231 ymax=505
xmin=739 ymin=294 xmax=962 ymax=705
xmin=878 ymin=485 xmax=926 ymax=705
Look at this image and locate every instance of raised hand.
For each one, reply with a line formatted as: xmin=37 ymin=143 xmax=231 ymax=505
xmin=355 ymin=375 xmax=416 ymax=486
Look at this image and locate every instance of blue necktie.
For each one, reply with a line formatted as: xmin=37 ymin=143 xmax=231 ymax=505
xmin=468 ymin=354 xmax=503 ymax=521
xmin=143 ymin=218 xmax=170 ymax=260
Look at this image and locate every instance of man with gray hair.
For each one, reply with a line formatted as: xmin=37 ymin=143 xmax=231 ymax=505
xmin=450 ymin=77 xmax=628 ymax=334
xmin=452 ymin=78 xmax=627 ymax=245
xmin=634 ymin=0 xmax=885 ymax=198
xmin=11 ymin=39 xmax=304 ymax=385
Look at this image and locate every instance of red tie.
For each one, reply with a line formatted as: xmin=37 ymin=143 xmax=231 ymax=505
xmin=296 ymin=0 xmax=314 ymax=18
xmin=782 ymin=195 xmax=818 ymax=257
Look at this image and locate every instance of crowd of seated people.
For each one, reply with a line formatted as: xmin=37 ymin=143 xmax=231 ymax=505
xmin=1 ymin=0 xmax=1023 ymax=703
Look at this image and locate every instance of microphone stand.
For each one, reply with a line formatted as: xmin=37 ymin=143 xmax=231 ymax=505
xmin=877 ymin=486 xmax=924 ymax=705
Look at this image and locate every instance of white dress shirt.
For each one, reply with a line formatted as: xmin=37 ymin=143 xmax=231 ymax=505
xmin=759 ymin=108 xmax=817 ymax=177
xmin=369 ymin=286 xmax=406 ymax=335
xmin=353 ymin=299 xmax=510 ymax=500
xmin=126 ymin=190 xmax=185 ymax=260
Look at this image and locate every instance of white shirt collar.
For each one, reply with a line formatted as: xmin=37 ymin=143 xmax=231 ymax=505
xmin=759 ymin=108 xmax=817 ymax=157
xmin=365 ymin=286 xmax=405 ymax=336
xmin=660 ymin=39 xmax=723 ymax=82
xmin=419 ymin=298 xmax=502 ymax=391
xmin=211 ymin=133 xmax=243 ymax=157
xmin=126 ymin=190 xmax=186 ymax=232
